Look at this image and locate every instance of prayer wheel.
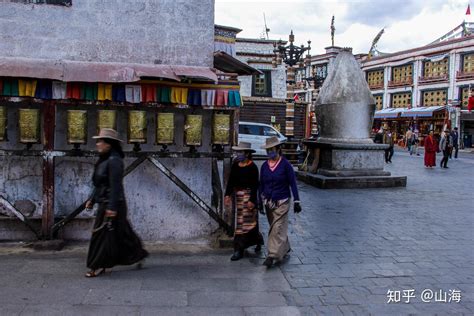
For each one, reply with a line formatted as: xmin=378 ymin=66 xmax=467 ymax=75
xmin=212 ymin=113 xmax=230 ymax=145
xmin=97 ymin=110 xmax=117 ymax=132
xmin=0 ymin=106 xmax=6 ymax=141
xmin=128 ymin=111 xmax=147 ymax=143
xmin=67 ymin=110 xmax=87 ymax=144
xmin=19 ymin=109 xmax=40 ymax=144
xmin=156 ymin=112 xmax=174 ymax=145
xmin=184 ymin=114 xmax=202 ymax=146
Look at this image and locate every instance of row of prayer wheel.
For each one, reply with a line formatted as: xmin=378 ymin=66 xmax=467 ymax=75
xmin=0 ymin=107 xmax=231 ymax=146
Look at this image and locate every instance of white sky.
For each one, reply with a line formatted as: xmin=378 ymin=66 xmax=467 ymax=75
xmin=215 ymin=0 xmax=473 ymax=55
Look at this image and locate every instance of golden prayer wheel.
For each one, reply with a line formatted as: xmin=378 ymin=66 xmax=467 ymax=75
xmin=0 ymin=106 xmax=6 ymax=141
xmin=128 ymin=110 xmax=147 ymax=143
xmin=156 ymin=112 xmax=174 ymax=145
xmin=184 ymin=114 xmax=202 ymax=146
xmin=97 ymin=110 xmax=117 ymax=132
xmin=19 ymin=109 xmax=40 ymax=144
xmin=67 ymin=110 xmax=87 ymax=144
xmin=212 ymin=113 xmax=230 ymax=145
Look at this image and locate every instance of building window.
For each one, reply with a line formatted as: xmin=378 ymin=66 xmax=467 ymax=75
xmin=373 ymin=94 xmax=383 ymax=110
xmin=391 ymin=92 xmax=411 ymax=108
xmin=421 ymin=89 xmax=447 ymax=106
xmin=423 ymin=58 xmax=448 ymax=78
xmin=391 ymin=64 xmax=413 ymax=84
xmin=460 ymin=86 xmax=474 ymax=109
xmin=367 ymin=70 xmax=384 ymax=89
xmin=6 ymin=0 xmax=71 ymax=5
xmin=462 ymin=53 xmax=474 ymax=73
xmin=252 ymin=70 xmax=272 ymax=97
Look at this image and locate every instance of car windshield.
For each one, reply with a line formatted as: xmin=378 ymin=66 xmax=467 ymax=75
xmin=263 ymin=126 xmax=278 ymax=136
xmin=239 ymin=124 xmax=263 ymax=135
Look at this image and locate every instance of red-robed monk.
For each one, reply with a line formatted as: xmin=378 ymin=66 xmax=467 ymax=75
xmin=424 ymin=130 xmax=437 ymax=168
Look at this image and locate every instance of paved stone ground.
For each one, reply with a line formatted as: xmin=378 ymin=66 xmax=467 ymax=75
xmin=0 ymin=149 xmax=473 ymax=315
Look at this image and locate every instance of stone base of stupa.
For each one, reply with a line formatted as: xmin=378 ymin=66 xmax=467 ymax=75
xmin=296 ymin=140 xmax=407 ymax=189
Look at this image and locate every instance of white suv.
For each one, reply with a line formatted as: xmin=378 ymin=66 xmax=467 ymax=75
xmin=238 ymin=121 xmax=287 ymax=156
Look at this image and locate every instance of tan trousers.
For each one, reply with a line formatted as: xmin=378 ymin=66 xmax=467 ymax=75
xmin=266 ymin=202 xmax=290 ymax=260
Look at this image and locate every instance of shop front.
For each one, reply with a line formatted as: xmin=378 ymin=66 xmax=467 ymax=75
xmin=374 ymin=106 xmax=448 ymax=146
xmin=461 ymin=111 xmax=474 ymax=148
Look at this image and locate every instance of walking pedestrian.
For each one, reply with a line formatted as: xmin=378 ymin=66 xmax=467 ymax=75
xmin=259 ymin=136 xmax=301 ymax=268
xmin=424 ymin=130 xmax=437 ymax=168
xmin=85 ymin=128 xmax=148 ymax=277
xmin=439 ymin=129 xmax=453 ymax=169
xmin=405 ymin=128 xmax=413 ymax=153
xmin=383 ymin=128 xmax=394 ymax=163
xmin=450 ymin=127 xmax=459 ymax=159
xmin=411 ymin=130 xmax=420 ymax=156
xmin=224 ymin=142 xmax=264 ymax=261
xmin=374 ymin=129 xmax=383 ymax=144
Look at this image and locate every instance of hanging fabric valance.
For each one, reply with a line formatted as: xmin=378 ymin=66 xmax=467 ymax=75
xmin=0 ymin=78 xmax=242 ymax=107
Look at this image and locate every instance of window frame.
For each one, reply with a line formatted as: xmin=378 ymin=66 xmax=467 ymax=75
xmin=251 ymin=70 xmax=272 ymax=97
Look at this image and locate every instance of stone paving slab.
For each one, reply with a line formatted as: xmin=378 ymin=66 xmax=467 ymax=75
xmin=0 ymin=150 xmax=472 ymax=315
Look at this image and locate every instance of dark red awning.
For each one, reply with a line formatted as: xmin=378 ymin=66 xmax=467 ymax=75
xmin=0 ymin=57 xmax=217 ymax=82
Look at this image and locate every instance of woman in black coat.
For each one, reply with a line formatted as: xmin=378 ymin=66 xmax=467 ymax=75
xmin=85 ymin=128 xmax=148 ymax=277
xmin=224 ymin=142 xmax=264 ymax=261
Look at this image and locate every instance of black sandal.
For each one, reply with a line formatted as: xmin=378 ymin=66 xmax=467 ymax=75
xmin=85 ymin=268 xmax=106 ymax=278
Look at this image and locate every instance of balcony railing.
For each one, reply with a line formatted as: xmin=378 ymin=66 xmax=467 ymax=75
xmin=418 ymin=74 xmax=449 ymax=85
xmin=387 ymin=78 xmax=413 ymax=88
xmin=368 ymin=83 xmax=384 ymax=90
xmin=456 ymin=70 xmax=474 ymax=80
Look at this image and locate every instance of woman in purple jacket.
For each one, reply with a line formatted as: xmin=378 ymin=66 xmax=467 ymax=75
xmin=259 ymin=136 xmax=302 ymax=267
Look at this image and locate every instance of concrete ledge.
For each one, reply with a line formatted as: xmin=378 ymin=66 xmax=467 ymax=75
xmin=296 ymin=171 xmax=407 ymax=189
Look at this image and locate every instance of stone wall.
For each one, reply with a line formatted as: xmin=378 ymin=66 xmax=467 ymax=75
xmin=0 ymin=0 xmax=214 ymax=66
xmin=0 ymin=0 xmax=222 ymax=241
xmin=0 ymin=102 xmax=220 ymax=241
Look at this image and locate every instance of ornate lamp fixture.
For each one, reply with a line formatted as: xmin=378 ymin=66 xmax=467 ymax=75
xmin=273 ymin=30 xmax=311 ymax=67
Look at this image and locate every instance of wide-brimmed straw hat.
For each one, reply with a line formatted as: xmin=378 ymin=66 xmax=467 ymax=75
xmin=92 ymin=128 xmax=123 ymax=142
xmin=261 ymin=136 xmax=284 ymax=149
xmin=232 ymin=141 xmax=255 ymax=153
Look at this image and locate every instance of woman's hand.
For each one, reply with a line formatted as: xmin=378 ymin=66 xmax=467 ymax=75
xmin=247 ymin=201 xmax=255 ymax=210
xmin=224 ymin=196 xmax=232 ymax=206
xmin=85 ymin=200 xmax=94 ymax=209
xmin=105 ymin=210 xmax=117 ymax=218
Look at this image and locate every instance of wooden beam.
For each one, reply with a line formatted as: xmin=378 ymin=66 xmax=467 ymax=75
xmin=50 ymin=155 xmax=148 ymax=238
xmin=148 ymin=156 xmax=233 ymax=236
xmin=41 ymin=101 xmax=55 ymax=239
xmin=0 ymin=196 xmax=40 ymax=239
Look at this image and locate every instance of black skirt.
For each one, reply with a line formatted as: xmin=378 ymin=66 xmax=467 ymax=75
xmin=87 ymin=202 xmax=148 ymax=270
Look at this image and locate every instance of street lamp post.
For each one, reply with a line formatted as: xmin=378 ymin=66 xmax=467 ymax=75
xmin=273 ymin=31 xmax=312 ymax=141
